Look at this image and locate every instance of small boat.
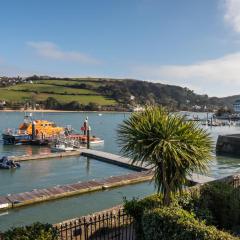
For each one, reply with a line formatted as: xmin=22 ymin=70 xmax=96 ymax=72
xmin=66 ymin=117 xmax=104 ymax=145
xmin=66 ymin=134 xmax=104 ymax=145
xmin=0 ymin=156 xmax=21 ymax=169
xmin=51 ymin=144 xmax=75 ymax=152
xmin=89 ymin=137 xmax=104 ymax=145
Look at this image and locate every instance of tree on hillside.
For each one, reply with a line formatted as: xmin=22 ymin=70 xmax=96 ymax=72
xmin=118 ymin=106 xmax=213 ymax=205
xmin=44 ymin=97 xmax=61 ymax=110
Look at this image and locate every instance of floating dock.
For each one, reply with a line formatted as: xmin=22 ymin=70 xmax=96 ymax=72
xmin=9 ymin=150 xmax=81 ymax=162
xmin=9 ymin=149 xmax=215 ymax=184
xmin=0 ymin=171 xmax=153 ymax=210
xmin=0 ymin=149 xmax=215 ymax=210
xmin=80 ymin=149 xmax=215 ymax=184
xmin=81 ymin=149 xmax=146 ymax=171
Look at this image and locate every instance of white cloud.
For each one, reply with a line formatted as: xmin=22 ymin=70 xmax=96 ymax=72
xmin=132 ymin=52 xmax=240 ymax=97
xmin=224 ymin=0 xmax=240 ymax=33
xmin=27 ymin=41 xmax=100 ymax=64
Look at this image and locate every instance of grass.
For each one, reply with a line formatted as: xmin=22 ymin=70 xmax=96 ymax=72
xmin=35 ymin=79 xmax=103 ymax=87
xmin=9 ymin=83 xmax=98 ymax=95
xmin=0 ymin=81 xmax=116 ymax=105
xmin=0 ymin=89 xmax=30 ymax=102
xmin=36 ymin=93 xmax=115 ymax=105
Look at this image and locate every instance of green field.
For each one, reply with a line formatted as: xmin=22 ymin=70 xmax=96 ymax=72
xmin=0 ymin=81 xmax=116 ymax=105
xmin=9 ymin=83 xmax=98 ymax=95
xmin=35 ymin=79 xmax=103 ymax=87
xmin=0 ymin=89 xmax=30 ymax=101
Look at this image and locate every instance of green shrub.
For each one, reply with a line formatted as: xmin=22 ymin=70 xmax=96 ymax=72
xmin=124 ymin=194 xmax=163 ymax=218
xmin=124 ymin=195 xmax=163 ymax=240
xmin=199 ymin=182 xmax=240 ymax=230
xmin=124 ymin=183 xmax=240 ymax=238
xmin=173 ymin=188 xmax=215 ymax=225
xmin=142 ymin=207 xmax=239 ymax=240
xmin=123 ymin=191 xmax=208 ymax=239
xmin=2 ymin=222 xmax=58 ymax=240
xmin=124 ymin=189 xmax=214 ymax=238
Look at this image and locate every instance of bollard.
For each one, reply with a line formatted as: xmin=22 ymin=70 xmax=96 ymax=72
xmin=84 ymin=117 xmax=88 ymax=136
xmin=32 ymin=121 xmax=36 ymax=140
xmin=87 ymin=125 xmax=91 ymax=149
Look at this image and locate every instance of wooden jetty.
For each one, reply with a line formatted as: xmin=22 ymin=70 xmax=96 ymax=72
xmin=0 ymin=149 xmax=214 ymax=210
xmin=0 ymin=171 xmax=153 ymax=210
xmin=81 ymin=149 xmax=146 ymax=171
xmin=9 ymin=150 xmax=81 ymax=161
xmin=9 ymin=149 xmax=215 ymax=184
xmin=80 ymin=149 xmax=215 ymax=184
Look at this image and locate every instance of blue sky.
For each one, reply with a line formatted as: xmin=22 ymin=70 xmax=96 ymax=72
xmin=0 ymin=0 xmax=240 ymax=97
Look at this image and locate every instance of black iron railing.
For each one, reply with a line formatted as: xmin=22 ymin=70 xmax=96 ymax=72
xmin=56 ymin=209 xmax=135 ymax=240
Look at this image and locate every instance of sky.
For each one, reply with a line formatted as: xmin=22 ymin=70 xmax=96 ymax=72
xmin=1 ymin=0 xmax=240 ymax=97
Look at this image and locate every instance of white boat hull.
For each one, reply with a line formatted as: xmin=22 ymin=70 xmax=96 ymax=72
xmin=51 ymin=144 xmax=75 ymax=152
xmin=90 ymin=140 xmax=104 ymax=145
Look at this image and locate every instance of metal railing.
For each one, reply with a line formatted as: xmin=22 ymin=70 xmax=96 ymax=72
xmin=56 ymin=209 xmax=135 ymax=240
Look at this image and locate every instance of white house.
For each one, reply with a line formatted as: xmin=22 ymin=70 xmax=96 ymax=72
xmin=233 ymin=100 xmax=240 ymax=113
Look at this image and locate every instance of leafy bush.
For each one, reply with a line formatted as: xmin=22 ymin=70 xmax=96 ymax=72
xmin=142 ymin=207 xmax=239 ymax=240
xmin=124 ymin=194 xmax=163 ymax=218
xmin=124 ymin=183 xmax=240 ymax=239
xmin=124 ymin=195 xmax=163 ymax=239
xmin=173 ymin=188 xmax=215 ymax=225
xmin=199 ymin=181 xmax=240 ymax=231
xmin=2 ymin=222 xmax=58 ymax=240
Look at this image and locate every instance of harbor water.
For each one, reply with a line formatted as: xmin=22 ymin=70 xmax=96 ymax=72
xmin=0 ymin=111 xmax=240 ymax=230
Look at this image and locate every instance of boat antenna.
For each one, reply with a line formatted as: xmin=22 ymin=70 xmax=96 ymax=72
xmin=29 ymin=112 xmax=33 ymax=121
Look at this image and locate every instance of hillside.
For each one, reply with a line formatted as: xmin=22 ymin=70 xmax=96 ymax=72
xmin=0 ymin=76 xmax=236 ymax=111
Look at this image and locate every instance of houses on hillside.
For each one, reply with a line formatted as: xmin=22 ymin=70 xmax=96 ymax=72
xmin=0 ymin=76 xmax=28 ymax=87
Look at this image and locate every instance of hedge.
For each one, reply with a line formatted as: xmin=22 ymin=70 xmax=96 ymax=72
xmin=142 ymin=207 xmax=239 ymax=240
xmin=124 ymin=183 xmax=240 ymax=239
xmin=2 ymin=222 xmax=58 ymax=240
xmin=199 ymin=181 xmax=240 ymax=231
xmin=124 ymin=194 xmax=164 ymax=240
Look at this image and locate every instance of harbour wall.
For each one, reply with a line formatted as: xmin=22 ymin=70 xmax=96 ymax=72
xmin=216 ymin=134 xmax=240 ymax=156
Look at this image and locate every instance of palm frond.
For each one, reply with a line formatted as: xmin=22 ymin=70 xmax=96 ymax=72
xmin=117 ymin=106 xmax=213 ymax=205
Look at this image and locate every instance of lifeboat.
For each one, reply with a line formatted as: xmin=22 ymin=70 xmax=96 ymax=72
xmin=2 ymin=114 xmax=64 ymax=145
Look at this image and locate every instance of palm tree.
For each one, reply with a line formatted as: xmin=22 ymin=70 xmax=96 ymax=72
xmin=118 ymin=106 xmax=213 ymax=205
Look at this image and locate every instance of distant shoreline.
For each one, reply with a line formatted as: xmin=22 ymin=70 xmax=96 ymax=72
xmin=0 ymin=109 xmax=211 ymax=114
xmin=0 ymin=109 xmax=132 ymax=114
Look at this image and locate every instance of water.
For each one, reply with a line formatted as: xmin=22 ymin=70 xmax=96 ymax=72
xmin=0 ymin=111 xmax=124 ymax=155
xmin=0 ymin=182 xmax=154 ymax=231
xmin=0 ymin=156 xmax=134 ymax=195
xmin=0 ymin=111 xmax=240 ymax=230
